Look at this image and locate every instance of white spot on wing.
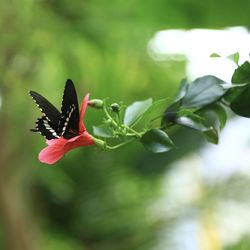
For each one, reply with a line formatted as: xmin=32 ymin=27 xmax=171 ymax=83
xmin=61 ymin=105 xmax=75 ymax=135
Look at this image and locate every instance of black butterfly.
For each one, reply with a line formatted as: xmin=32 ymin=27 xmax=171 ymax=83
xmin=30 ymin=79 xmax=80 ymax=140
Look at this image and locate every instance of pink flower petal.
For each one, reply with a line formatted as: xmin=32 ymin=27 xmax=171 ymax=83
xmin=39 ymin=132 xmax=94 ymax=164
xmin=46 ymin=137 xmax=66 ymax=146
xmin=79 ymin=93 xmax=90 ymax=133
xmin=67 ymin=131 xmax=94 ymax=145
xmin=39 ymin=142 xmax=67 ymax=165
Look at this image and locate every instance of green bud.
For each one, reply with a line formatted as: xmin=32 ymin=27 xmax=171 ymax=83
xmin=88 ymin=99 xmax=104 ymax=109
xmin=105 ymin=118 xmax=112 ymax=125
xmin=111 ymin=103 xmax=120 ymax=113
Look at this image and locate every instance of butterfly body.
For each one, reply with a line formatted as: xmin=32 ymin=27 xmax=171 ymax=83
xmin=30 ymin=79 xmax=81 ymax=140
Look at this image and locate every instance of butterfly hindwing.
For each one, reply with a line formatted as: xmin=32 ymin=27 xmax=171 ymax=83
xmin=31 ymin=117 xmax=60 ymax=140
xmin=59 ymin=79 xmax=80 ymax=138
xmin=29 ymin=91 xmax=61 ymax=126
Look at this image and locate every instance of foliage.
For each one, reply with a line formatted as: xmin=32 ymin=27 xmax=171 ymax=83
xmin=161 ymin=59 xmax=250 ymax=146
xmin=89 ymin=58 xmax=250 ymax=153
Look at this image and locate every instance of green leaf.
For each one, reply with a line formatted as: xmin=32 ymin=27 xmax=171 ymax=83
xmin=161 ymin=79 xmax=189 ymax=126
xmin=197 ymin=103 xmax=228 ymax=130
xmin=93 ymin=124 xmax=114 ymax=138
xmin=227 ymin=52 xmax=240 ymax=65
xmin=140 ymin=129 xmax=175 ymax=153
xmin=124 ymin=98 xmax=152 ymax=126
xmin=140 ymin=98 xmax=168 ymax=120
xmin=178 ymin=108 xmax=199 ymax=118
xmin=230 ymin=84 xmax=250 ymax=117
xmin=210 ymin=103 xmax=227 ymax=129
xmin=232 ymin=61 xmax=250 ymax=83
xmin=174 ymin=78 xmax=189 ymax=102
xmin=203 ymin=127 xmax=219 ymax=144
xmin=136 ymin=98 xmax=168 ymax=127
xmin=223 ymin=84 xmax=247 ymax=102
xmin=147 ymin=98 xmax=168 ymax=114
xmin=182 ymin=75 xmax=228 ymax=109
xmin=176 ymin=116 xmax=207 ymax=131
xmin=210 ymin=53 xmax=221 ymax=58
xmin=176 ymin=116 xmax=219 ymax=144
xmin=210 ymin=52 xmax=239 ymax=65
xmin=161 ymin=110 xmax=178 ymax=127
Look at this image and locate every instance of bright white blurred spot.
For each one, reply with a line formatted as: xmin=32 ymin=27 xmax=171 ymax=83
xmin=201 ymin=117 xmax=250 ymax=184
xmin=172 ymin=219 xmax=199 ymax=250
xmin=164 ymin=156 xmax=202 ymax=208
xmin=148 ymin=27 xmax=250 ymax=81
xmin=216 ymin=201 xmax=250 ymax=246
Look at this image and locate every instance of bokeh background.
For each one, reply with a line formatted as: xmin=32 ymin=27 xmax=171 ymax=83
xmin=1 ymin=1 xmax=250 ymax=250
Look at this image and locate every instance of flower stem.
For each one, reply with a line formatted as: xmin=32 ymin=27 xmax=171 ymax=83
xmin=92 ymin=137 xmax=106 ymax=149
xmin=106 ymin=139 xmax=135 ymax=150
xmin=102 ymin=101 xmax=142 ymax=139
xmin=122 ymin=125 xmax=142 ymax=138
xmin=103 ymin=105 xmax=118 ymax=127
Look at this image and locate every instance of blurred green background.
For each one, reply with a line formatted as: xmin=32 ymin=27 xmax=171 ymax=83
xmin=1 ymin=1 xmax=250 ymax=250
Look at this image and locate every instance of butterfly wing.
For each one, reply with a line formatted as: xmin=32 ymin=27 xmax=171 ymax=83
xmin=29 ymin=91 xmax=61 ymax=127
xmin=59 ymin=79 xmax=80 ymax=139
xmin=31 ymin=117 xmax=60 ymax=140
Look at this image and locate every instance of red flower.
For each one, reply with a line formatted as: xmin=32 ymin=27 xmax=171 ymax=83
xmin=39 ymin=94 xmax=94 ymax=164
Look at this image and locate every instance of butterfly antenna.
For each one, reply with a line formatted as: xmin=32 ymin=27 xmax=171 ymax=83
xmin=30 ymin=128 xmax=38 ymax=132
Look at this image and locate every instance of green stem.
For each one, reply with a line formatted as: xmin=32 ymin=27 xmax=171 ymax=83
xmin=122 ymin=125 xmax=142 ymax=138
xmin=102 ymin=101 xmax=142 ymax=138
xmin=103 ymin=105 xmax=118 ymax=127
xmin=220 ymin=99 xmax=230 ymax=107
xmin=116 ymin=112 xmax=121 ymax=125
xmin=106 ymin=139 xmax=135 ymax=150
xmin=114 ymin=132 xmax=139 ymax=138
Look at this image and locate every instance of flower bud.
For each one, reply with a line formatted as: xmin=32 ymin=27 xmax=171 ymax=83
xmin=88 ymin=99 xmax=104 ymax=109
xmin=105 ymin=118 xmax=112 ymax=124
xmin=111 ymin=103 xmax=120 ymax=113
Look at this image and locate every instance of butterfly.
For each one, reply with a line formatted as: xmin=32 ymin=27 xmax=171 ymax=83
xmin=30 ymin=79 xmax=81 ymax=140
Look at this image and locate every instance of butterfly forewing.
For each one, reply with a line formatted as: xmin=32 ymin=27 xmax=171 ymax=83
xmin=29 ymin=91 xmax=61 ymax=126
xmin=59 ymin=79 xmax=80 ymax=138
